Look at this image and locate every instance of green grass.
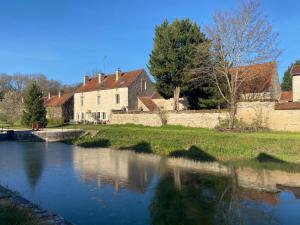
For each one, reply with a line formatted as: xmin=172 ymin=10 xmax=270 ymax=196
xmin=0 ymin=202 xmax=45 ymax=225
xmin=61 ymin=124 xmax=300 ymax=163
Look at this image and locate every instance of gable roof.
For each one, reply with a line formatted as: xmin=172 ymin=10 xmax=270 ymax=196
xmin=138 ymin=96 xmax=159 ymax=111
xmin=75 ymin=69 xmax=144 ymax=93
xmin=275 ymin=102 xmax=300 ymax=110
xmin=44 ymin=93 xmax=73 ymax=107
xmin=291 ymin=65 xmax=300 ymax=76
xmin=151 ymin=92 xmax=163 ymax=99
xmin=231 ymin=61 xmax=277 ymax=94
xmin=280 ymin=91 xmax=293 ymax=102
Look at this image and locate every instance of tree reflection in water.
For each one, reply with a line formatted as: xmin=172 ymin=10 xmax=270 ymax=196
xmin=22 ymin=146 xmax=45 ymax=189
xmin=150 ymin=168 xmax=281 ymax=225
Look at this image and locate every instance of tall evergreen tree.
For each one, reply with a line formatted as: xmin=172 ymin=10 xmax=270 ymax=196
xmin=21 ymin=82 xmax=47 ymax=127
xmin=281 ymin=60 xmax=300 ymax=91
xmin=148 ymin=19 xmax=212 ymax=110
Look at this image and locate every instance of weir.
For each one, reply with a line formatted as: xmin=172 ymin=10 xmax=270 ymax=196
xmin=0 ymin=129 xmax=84 ymax=142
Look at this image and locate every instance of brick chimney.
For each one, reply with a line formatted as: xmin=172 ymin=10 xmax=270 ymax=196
xmin=58 ymin=90 xmax=63 ymax=98
xmin=115 ymin=68 xmax=121 ymax=81
xmin=48 ymin=92 xmax=51 ymax=100
xmin=83 ymin=75 xmax=89 ymax=85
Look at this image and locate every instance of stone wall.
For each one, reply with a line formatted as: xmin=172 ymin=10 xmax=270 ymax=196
xmin=237 ymin=101 xmax=300 ymax=132
xmin=111 ymin=102 xmax=300 ymax=132
xmin=111 ymin=111 xmax=227 ymax=129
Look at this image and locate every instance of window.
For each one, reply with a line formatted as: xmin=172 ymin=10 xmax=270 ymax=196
xmin=81 ymin=112 xmax=84 ymax=120
xmin=97 ymin=95 xmax=100 ymax=105
xmin=80 ymin=96 xmax=84 ymax=106
xmin=96 ymin=112 xmax=101 ymax=120
xmin=102 ymin=112 xmax=106 ymax=120
xmin=115 ymin=94 xmax=120 ymax=104
xmin=141 ymin=79 xmax=147 ymax=91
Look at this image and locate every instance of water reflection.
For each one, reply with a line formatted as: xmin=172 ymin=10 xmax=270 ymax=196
xmin=22 ymin=143 xmax=45 ymax=189
xmin=73 ymin=148 xmax=161 ymax=193
xmin=0 ymin=143 xmax=300 ymax=225
xmin=73 ymin=148 xmax=300 ymax=225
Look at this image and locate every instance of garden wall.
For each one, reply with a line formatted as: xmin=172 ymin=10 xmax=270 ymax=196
xmin=111 ymin=110 xmax=227 ymax=128
xmin=111 ymin=102 xmax=300 ymax=132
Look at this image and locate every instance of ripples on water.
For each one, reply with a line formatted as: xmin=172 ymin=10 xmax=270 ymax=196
xmin=0 ymin=142 xmax=299 ymax=225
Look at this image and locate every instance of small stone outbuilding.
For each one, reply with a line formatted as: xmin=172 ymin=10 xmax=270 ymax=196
xmin=44 ymin=91 xmax=74 ymax=122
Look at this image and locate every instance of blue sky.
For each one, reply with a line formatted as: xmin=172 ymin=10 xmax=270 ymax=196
xmin=0 ymin=0 xmax=299 ymax=84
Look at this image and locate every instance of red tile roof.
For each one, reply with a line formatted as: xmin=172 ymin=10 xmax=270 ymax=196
xmin=275 ymin=102 xmax=300 ymax=110
xmin=291 ymin=65 xmax=300 ymax=76
xmin=44 ymin=93 xmax=73 ymax=107
xmin=75 ymin=69 xmax=144 ymax=93
xmin=151 ymin=92 xmax=163 ymax=99
xmin=138 ymin=96 xmax=159 ymax=111
xmin=231 ymin=62 xmax=277 ymax=94
xmin=280 ymin=91 xmax=293 ymax=102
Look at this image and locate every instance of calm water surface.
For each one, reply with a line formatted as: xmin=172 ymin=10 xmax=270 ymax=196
xmin=0 ymin=142 xmax=300 ymax=225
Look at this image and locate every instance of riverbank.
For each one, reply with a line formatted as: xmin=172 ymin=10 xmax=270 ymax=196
xmin=0 ymin=185 xmax=72 ymax=225
xmin=62 ymin=124 xmax=300 ymax=163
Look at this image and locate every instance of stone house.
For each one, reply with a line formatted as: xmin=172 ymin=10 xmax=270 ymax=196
xmin=73 ymin=68 xmax=154 ymax=122
xmin=234 ymin=61 xmax=282 ymax=101
xmin=137 ymin=92 xmax=188 ymax=111
xmin=276 ymin=65 xmax=300 ymax=110
xmin=44 ymin=91 xmax=74 ymax=122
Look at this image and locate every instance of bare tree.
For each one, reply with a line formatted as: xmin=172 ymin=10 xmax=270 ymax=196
xmin=0 ymin=91 xmax=23 ymax=125
xmin=205 ymin=0 xmax=281 ymax=128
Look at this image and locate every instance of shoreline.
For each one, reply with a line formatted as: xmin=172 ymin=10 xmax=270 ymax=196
xmin=0 ymin=185 xmax=73 ymax=225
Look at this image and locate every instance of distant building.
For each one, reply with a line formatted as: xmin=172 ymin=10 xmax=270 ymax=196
xmin=138 ymin=92 xmax=188 ymax=111
xmin=276 ymin=65 xmax=300 ymax=110
xmin=232 ymin=61 xmax=282 ymax=101
xmin=44 ymin=91 xmax=74 ymax=122
xmin=73 ymin=68 xmax=154 ymax=122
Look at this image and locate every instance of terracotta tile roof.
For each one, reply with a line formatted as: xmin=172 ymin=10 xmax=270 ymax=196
xmin=138 ymin=96 xmax=159 ymax=111
xmin=75 ymin=69 xmax=144 ymax=93
xmin=280 ymin=91 xmax=293 ymax=102
xmin=275 ymin=102 xmax=300 ymax=110
xmin=291 ymin=65 xmax=300 ymax=76
xmin=151 ymin=92 xmax=163 ymax=99
xmin=231 ymin=62 xmax=277 ymax=94
xmin=44 ymin=93 xmax=73 ymax=107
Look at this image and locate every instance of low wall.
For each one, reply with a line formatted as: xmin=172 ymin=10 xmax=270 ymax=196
xmin=111 ymin=103 xmax=300 ymax=132
xmin=237 ymin=102 xmax=300 ymax=132
xmin=111 ymin=111 xmax=227 ymax=129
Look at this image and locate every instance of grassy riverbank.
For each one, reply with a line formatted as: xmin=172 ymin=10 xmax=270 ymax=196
xmin=63 ymin=124 xmax=300 ymax=163
xmin=0 ymin=202 xmax=45 ymax=225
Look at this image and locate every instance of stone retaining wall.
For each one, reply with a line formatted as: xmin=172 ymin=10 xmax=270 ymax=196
xmin=111 ymin=110 xmax=228 ymax=128
xmin=111 ymin=102 xmax=300 ymax=132
xmin=0 ymin=185 xmax=73 ymax=225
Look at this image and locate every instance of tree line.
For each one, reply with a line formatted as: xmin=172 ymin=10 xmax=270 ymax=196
xmin=0 ymin=73 xmax=79 ymax=126
xmin=148 ymin=0 xmax=282 ymax=128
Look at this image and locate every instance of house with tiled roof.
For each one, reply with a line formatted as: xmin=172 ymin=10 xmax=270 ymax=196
xmin=44 ymin=91 xmax=74 ymax=122
xmin=137 ymin=92 xmax=188 ymax=111
xmin=233 ymin=61 xmax=282 ymax=101
xmin=74 ymin=68 xmax=154 ymax=122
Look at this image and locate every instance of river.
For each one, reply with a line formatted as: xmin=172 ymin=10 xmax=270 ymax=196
xmin=0 ymin=141 xmax=299 ymax=225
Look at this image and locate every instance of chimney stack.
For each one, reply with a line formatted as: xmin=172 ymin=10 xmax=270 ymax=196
xmin=83 ymin=75 xmax=89 ymax=85
xmin=98 ymin=73 xmax=103 ymax=84
xmin=116 ymin=68 xmax=121 ymax=81
xmin=48 ymin=92 xmax=51 ymax=100
xmin=58 ymin=90 xmax=62 ymax=98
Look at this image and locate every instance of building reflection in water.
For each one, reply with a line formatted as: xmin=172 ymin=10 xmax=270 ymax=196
xmin=73 ymin=148 xmax=162 ymax=193
xmin=73 ymin=147 xmax=300 ymax=224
